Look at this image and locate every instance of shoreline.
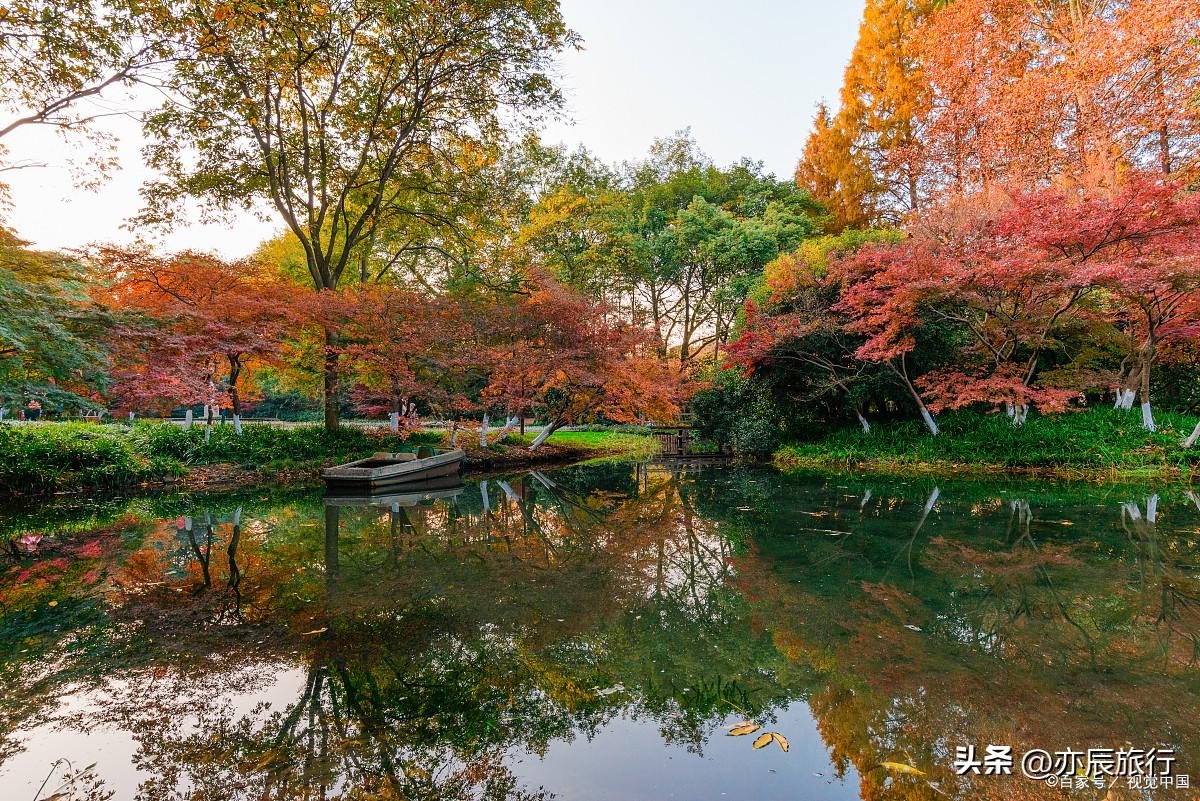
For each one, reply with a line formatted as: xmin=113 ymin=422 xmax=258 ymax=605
xmin=164 ymin=441 xmax=639 ymax=494
xmin=3 ymin=430 xmax=658 ymax=501
xmin=773 ymin=453 xmax=1198 ymax=484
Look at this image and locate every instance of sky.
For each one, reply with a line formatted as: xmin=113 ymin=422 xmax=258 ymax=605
xmin=2 ymin=0 xmax=864 ymax=258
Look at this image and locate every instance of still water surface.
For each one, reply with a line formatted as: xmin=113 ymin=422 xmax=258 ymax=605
xmin=1 ymin=463 xmax=1199 ymax=800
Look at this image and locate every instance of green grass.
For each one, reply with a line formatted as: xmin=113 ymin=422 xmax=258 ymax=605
xmin=775 ymin=407 xmax=1200 ymax=479
xmin=517 ymin=430 xmax=660 ymax=460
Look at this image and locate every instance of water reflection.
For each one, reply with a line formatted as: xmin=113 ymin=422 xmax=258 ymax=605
xmin=1 ymin=465 xmax=1199 ymax=800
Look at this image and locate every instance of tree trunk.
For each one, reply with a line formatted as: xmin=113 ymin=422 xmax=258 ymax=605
xmin=204 ymin=380 xmax=216 ymax=443
xmin=1182 ymin=420 xmax=1200 ymax=449
xmin=894 ymin=362 xmax=938 ymax=436
xmin=1116 ymin=360 xmax=1142 ymax=410
xmin=227 ymin=356 xmax=243 ymax=436
xmin=917 ymin=403 xmax=940 ymax=437
xmin=323 ymin=326 xmax=340 ymax=431
xmin=492 ymin=415 xmax=520 ymax=444
xmin=855 ymin=408 xmax=871 ymax=434
xmin=528 ymin=420 xmax=562 ymax=451
xmin=1139 ymin=351 xmax=1156 ymax=432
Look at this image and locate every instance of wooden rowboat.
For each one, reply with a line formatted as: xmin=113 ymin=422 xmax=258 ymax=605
xmin=321 ymin=447 xmax=466 ymax=491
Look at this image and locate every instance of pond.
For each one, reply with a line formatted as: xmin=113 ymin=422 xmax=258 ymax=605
xmin=1 ymin=463 xmax=1198 ymax=800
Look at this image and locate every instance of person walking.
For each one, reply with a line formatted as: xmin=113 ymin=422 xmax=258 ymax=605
xmin=27 ymin=399 xmax=41 ymax=421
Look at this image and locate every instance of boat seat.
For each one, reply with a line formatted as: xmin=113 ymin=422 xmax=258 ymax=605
xmin=371 ymin=452 xmax=418 ymax=462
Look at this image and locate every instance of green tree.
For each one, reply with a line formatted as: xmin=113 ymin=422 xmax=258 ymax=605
xmin=139 ymin=0 xmax=576 ymax=430
xmin=0 ymin=0 xmax=169 ymax=186
xmin=0 ymin=229 xmax=111 ymax=413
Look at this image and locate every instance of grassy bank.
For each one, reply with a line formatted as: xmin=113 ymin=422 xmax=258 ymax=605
xmin=775 ymin=408 xmax=1200 ymax=479
xmin=0 ymin=422 xmax=657 ymax=496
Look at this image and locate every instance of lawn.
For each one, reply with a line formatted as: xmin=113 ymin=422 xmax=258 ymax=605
xmin=775 ymin=407 xmax=1200 ymax=479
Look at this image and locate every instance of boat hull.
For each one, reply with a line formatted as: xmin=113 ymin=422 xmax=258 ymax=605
xmin=321 ymin=448 xmax=466 ymax=491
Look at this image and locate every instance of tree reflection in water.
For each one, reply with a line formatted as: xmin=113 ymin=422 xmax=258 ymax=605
xmin=1 ymin=465 xmax=1199 ymax=800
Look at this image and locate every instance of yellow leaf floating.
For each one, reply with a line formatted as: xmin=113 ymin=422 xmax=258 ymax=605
xmin=878 ymin=762 xmax=926 ymax=776
xmin=771 ymin=733 xmax=789 ymax=752
xmin=727 ymin=722 xmax=761 ymax=737
xmin=48 ymin=600 xmax=58 ymax=607
xmin=752 ymin=733 xmax=774 ymax=750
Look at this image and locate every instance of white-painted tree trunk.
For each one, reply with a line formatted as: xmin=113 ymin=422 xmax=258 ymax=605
xmin=204 ymin=422 xmax=212 ymax=444
xmin=389 ymin=412 xmax=400 ymax=433
xmin=918 ymin=405 xmax=940 ymax=437
xmin=480 ymin=480 xmax=491 ymax=515
xmin=528 ymin=423 xmax=558 ymax=451
xmin=0 ymin=407 xmax=6 ymax=421
xmin=1012 ymin=404 xmax=1028 ymax=426
xmin=1120 ymin=389 xmax=1137 ymax=410
xmin=1181 ymin=420 xmax=1200 ymax=448
xmin=232 ymin=414 xmax=242 ymax=435
xmin=1141 ymin=402 xmax=1157 ymax=432
xmin=449 ymin=424 xmax=458 ymax=449
xmin=855 ymin=409 xmax=871 ymax=434
xmin=480 ymin=414 xmax=489 ymax=448
xmin=860 ymin=488 xmax=873 ymax=509
xmin=184 ymin=409 xmax=193 ymax=431
xmin=1006 ymin=401 xmax=1015 ymax=418
xmin=492 ymin=415 xmax=520 ymax=443
xmin=1146 ymin=494 xmax=1159 ymax=524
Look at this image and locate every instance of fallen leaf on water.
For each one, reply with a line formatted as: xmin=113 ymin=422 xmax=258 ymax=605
xmin=47 ymin=600 xmax=58 ymax=607
xmin=300 ymin=627 xmax=328 ymax=636
xmin=752 ymin=733 xmax=774 ymax=749
xmin=727 ymin=722 xmax=761 ymax=736
xmin=771 ymin=733 xmax=789 ymax=752
xmin=878 ymin=761 xmax=926 ymax=776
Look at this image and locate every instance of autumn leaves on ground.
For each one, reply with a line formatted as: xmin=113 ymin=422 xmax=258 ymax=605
xmin=3 ymin=0 xmax=1200 ymax=497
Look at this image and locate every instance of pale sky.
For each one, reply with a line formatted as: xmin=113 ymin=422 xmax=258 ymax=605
xmin=2 ymin=0 xmax=864 ymax=258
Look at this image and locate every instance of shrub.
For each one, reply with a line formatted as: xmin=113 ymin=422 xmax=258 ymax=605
xmin=732 ymin=416 xmax=781 ymax=455
xmin=0 ymin=423 xmax=161 ymax=494
xmin=129 ymin=422 xmax=444 ymax=466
